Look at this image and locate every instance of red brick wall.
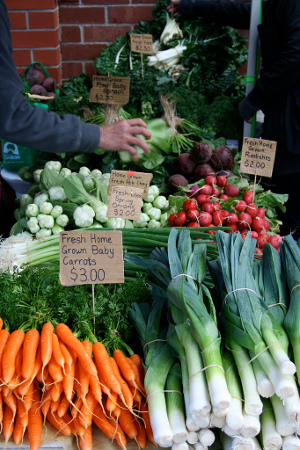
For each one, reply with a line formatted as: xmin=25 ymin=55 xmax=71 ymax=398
xmin=6 ymin=0 xmax=247 ymax=84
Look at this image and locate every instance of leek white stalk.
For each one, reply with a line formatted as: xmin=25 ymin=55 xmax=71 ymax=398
xmin=176 ymin=322 xmax=211 ymax=418
xmin=283 ymin=434 xmax=300 ymax=450
xmin=147 ymin=42 xmax=187 ymax=70
xmin=198 ymin=429 xmax=215 ymax=447
xmin=270 ymin=394 xmax=295 ymax=437
xmin=193 ymin=443 xmax=207 ymax=450
xmin=209 ymin=413 xmax=226 ymax=429
xmin=144 ymin=344 xmax=175 ymax=448
xmin=283 ymin=378 xmax=300 ymax=425
xmin=260 ymin=398 xmax=283 ymax=450
xmin=171 ymin=442 xmax=189 ymax=450
xmin=222 ymin=423 xmax=240 ymax=437
xmin=230 ymin=341 xmax=263 ymax=416
xmin=221 ymin=434 xmax=256 ymax=450
xmin=166 ymin=363 xmax=188 ymax=444
xmin=250 ymin=354 xmax=275 ymax=398
xmin=240 ymin=411 xmax=261 ymax=438
xmin=223 ymin=349 xmax=244 ymax=431
xmin=194 ymin=415 xmax=210 ymax=429
xmin=187 ymin=431 xmax=198 ymax=444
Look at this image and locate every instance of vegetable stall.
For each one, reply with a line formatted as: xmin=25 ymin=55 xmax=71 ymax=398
xmin=0 ymin=0 xmax=299 ymax=449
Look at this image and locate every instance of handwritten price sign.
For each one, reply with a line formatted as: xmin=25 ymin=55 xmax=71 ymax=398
xmin=59 ymin=230 xmax=124 ymax=286
xmin=240 ymin=137 xmax=277 ymax=178
xmin=130 ymin=34 xmax=153 ymax=54
xmin=107 ymin=186 xmax=143 ymax=221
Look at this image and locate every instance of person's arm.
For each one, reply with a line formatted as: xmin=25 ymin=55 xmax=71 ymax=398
xmin=168 ymin=0 xmax=251 ymax=29
xmin=0 ymin=0 xmax=150 ymax=159
xmin=239 ymin=0 xmax=300 ymax=121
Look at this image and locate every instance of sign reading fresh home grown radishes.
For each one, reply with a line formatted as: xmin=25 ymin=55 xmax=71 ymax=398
xmin=240 ymin=137 xmax=277 ymax=178
xmin=59 ymin=230 xmax=124 ymax=286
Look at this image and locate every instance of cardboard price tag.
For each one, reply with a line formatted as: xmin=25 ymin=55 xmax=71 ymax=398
xmin=107 ymin=186 xmax=143 ymax=220
xmin=130 ymin=34 xmax=153 ymax=54
xmin=240 ymin=137 xmax=277 ymax=178
xmin=108 ymin=170 xmax=153 ymax=199
xmin=59 ymin=230 xmax=124 ymax=286
xmin=89 ymin=75 xmax=130 ymax=105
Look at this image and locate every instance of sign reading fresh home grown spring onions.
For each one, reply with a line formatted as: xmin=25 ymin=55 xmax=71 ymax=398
xmin=240 ymin=137 xmax=277 ymax=178
xmin=59 ymin=230 xmax=124 ymax=286
xmin=107 ymin=185 xmax=143 ymax=221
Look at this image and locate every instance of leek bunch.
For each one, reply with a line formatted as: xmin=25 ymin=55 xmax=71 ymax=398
xmin=147 ymin=41 xmax=187 ymax=71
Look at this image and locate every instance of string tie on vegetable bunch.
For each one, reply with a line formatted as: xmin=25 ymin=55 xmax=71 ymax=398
xmin=223 ymin=288 xmax=262 ymax=307
xmin=291 ymin=284 xmax=300 ymax=296
xmin=188 ymin=364 xmax=225 ymax=382
xmin=268 ymin=302 xmax=287 ymax=309
xmin=147 ymin=389 xmax=183 ymax=400
xmin=172 ymin=273 xmax=198 ymax=282
xmin=238 ymin=342 xmax=282 ymax=374
xmin=143 ymin=339 xmax=167 ymax=356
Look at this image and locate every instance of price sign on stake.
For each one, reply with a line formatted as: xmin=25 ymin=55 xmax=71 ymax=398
xmin=89 ymin=75 xmax=130 ymax=105
xmin=107 ymin=186 xmax=143 ymax=220
xmin=108 ymin=170 xmax=153 ymax=199
xmin=130 ymin=34 xmax=153 ymax=54
xmin=59 ymin=230 xmax=124 ymax=286
xmin=240 ymin=137 xmax=277 ymax=178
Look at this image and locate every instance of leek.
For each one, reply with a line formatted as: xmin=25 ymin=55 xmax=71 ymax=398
xmin=223 ymin=349 xmax=244 ymax=431
xmin=260 ymin=398 xmax=283 ymax=450
xmin=166 ymin=363 xmax=188 ymax=444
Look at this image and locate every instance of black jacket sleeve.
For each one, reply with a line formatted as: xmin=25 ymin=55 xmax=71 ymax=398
xmin=178 ymin=0 xmax=251 ymax=29
xmin=0 ymin=0 xmax=100 ymax=154
xmin=240 ymin=0 xmax=300 ymax=120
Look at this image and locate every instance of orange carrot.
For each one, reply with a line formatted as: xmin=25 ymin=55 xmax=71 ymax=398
xmin=18 ymin=345 xmax=42 ymax=398
xmin=40 ymin=322 xmax=54 ymax=380
xmin=40 ymin=393 xmax=51 ymax=424
xmin=57 ymin=393 xmax=70 ymax=418
xmin=50 ymin=380 xmax=64 ymax=403
xmin=0 ymin=329 xmax=10 ymax=389
xmin=0 ymin=391 xmax=3 ymax=429
xmin=97 ymin=369 xmax=111 ymax=397
xmin=17 ymin=397 xmax=28 ymax=430
xmin=0 ymin=318 xmax=3 ymax=332
xmin=3 ymin=404 xmax=14 ymax=445
xmin=93 ymin=404 xmax=127 ymax=450
xmin=63 ymin=350 xmax=76 ymax=402
xmin=48 ymin=355 xmax=63 ymax=383
xmin=105 ymin=389 xmax=118 ymax=415
xmin=47 ymin=411 xmax=72 ymax=436
xmin=79 ymin=424 xmax=93 ymax=450
xmin=52 ymin=333 xmax=65 ymax=372
xmin=1 ymin=329 xmax=25 ymax=384
xmin=89 ymin=374 xmax=103 ymax=406
xmin=130 ymin=353 xmax=145 ymax=383
xmin=13 ymin=407 xmax=25 ymax=446
xmin=78 ymin=341 xmax=92 ymax=404
xmin=130 ymin=385 xmax=143 ymax=408
xmin=118 ymin=405 xmax=138 ymax=441
xmin=28 ymin=387 xmax=42 ymax=450
xmin=113 ymin=349 xmax=139 ymax=392
xmin=126 ymin=355 xmax=146 ymax=395
xmin=50 ymin=397 xmax=61 ymax=414
xmin=58 ymin=339 xmax=73 ymax=368
xmin=55 ymin=324 xmax=97 ymax=378
xmin=139 ymin=400 xmax=158 ymax=447
xmin=110 ymin=356 xmax=133 ymax=409
xmin=2 ymin=387 xmax=17 ymax=419
xmin=79 ymin=389 xmax=98 ymax=429
xmin=71 ymin=396 xmax=83 ymax=420
xmin=93 ymin=342 xmax=122 ymax=396
xmin=63 ymin=411 xmax=76 ymax=436
xmin=73 ymin=415 xmax=86 ymax=437
xmin=22 ymin=328 xmax=40 ymax=380
xmin=23 ymin=381 xmax=34 ymax=412
xmin=134 ymin=416 xmax=147 ymax=449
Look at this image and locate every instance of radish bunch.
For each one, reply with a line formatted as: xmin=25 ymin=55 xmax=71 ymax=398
xmin=168 ymin=175 xmax=282 ymax=255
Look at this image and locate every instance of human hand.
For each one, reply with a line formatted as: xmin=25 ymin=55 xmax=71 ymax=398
xmin=167 ymin=0 xmax=180 ymax=15
xmin=99 ymin=118 xmax=151 ymax=162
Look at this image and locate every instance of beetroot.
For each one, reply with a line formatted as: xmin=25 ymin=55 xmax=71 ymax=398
xmin=26 ymin=65 xmax=45 ymax=87
xmin=168 ymin=174 xmax=189 ymax=192
xmin=175 ymin=153 xmax=197 ymax=178
xmin=194 ymin=164 xmax=215 ymax=181
xmin=224 ymin=184 xmax=240 ymax=198
xmin=191 ymin=142 xmax=213 ymax=164
xmin=43 ymin=77 xmax=57 ymax=92
xmin=30 ymin=84 xmax=47 ymax=95
xmin=210 ymin=146 xmax=235 ymax=171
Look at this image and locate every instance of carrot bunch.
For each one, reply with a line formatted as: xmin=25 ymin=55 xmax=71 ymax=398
xmin=0 ymin=319 xmax=156 ymax=450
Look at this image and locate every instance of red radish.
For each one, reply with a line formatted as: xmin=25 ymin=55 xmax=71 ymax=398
xmin=205 ymin=175 xmax=217 ymax=186
xmin=222 ymin=210 xmax=230 ymax=219
xmin=234 ymin=200 xmax=247 ymax=213
xmin=252 ymin=216 xmax=265 ymax=232
xmin=199 ymin=212 xmax=213 ymax=227
xmin=187 ymin=222 xmax=200 ymax=228
xmin=206 ymin=224 xmax=216 ymax=234
xmin=187 ymin=209 xmax=200 ymax=221
xmin=264 ymin=219 xmax=271 ymax=231
xmin=199 ymin=184 xmax=213 ymax=196
xmin=201 ymin=203 xmax=215 ymax=214
xmin=183 ymin=199 xmax=198 ymax=212
xmin=189 ymin=185 xmax=201 ymax=198
xmin=240 ymin=228 xmax=249 ymax=236
xmin=224 ymin=184 xmax=240 ymax=198
xmin=169 ymin=213 xmax=176 ymax=227
xmin=242 ymin=190 xmax=254 ymax=204
xmin=216 ymin=175 xmax=227 ymax=188
xmin=237 ymin=213 xmax=252 ymax=229
xmin=269 ymin=235 xmax=281 ymax=249
xmin=196 ymin=194 xmax=209 ymax=204
xmin=225 ymin=223 xmax=239 ymax=233
xmin=211 ymin=187 xmax=220 ymax=197
xmin=219 ymin=194 xmax=228 ymax=202
xmin=254 ymin=248 xmax=263 ymax=258
xmin=211 ymin=202 xmax=222 ymax=211
xmin=212 ymin=211 xmax=223 ymax=226
xmin=174 ymin=212 xmax=187 ymax=227
xmin=251 ymin=231 xmax=259 ymax=238
xmin=225 ymin=213 xmax=238 ymax=225
xmin=257 ymin=207 xmax=266 ymax=218
xmin=257 ymin=234 xmax=268 ymax=249
xmin=245 ymin=204 xmax=259 ymax=218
